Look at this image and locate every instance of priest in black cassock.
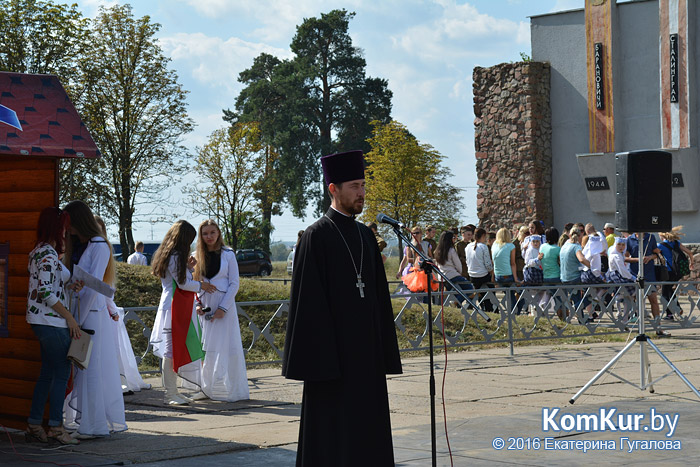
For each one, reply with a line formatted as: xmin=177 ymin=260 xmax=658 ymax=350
xmin=282 ymin=150 xmax=403 ymax=466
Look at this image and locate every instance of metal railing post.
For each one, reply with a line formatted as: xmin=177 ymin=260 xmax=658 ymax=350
xmin=507 ymin=285 xmax=515 ymax=356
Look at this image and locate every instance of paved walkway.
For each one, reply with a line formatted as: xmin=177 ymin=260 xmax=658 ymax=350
xmin=2 ymin=326 xmax=700 ymax=466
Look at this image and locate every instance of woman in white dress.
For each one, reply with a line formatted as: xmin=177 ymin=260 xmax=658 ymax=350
xmin=192 ymin=220 xmax=249 ymax=402
xmin=94 ymin=216 xmax=151 ymax=394
xmin=62 ymin=200 xmax=126 ymax=438
xmin=150 ymin=220 xmax=216 ymax=405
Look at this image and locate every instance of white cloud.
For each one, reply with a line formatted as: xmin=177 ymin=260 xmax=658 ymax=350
xmin=393 ymin=1 xmax=529 ymax=63
xmin=184 ymin=109 xmax=229 ymax=149
xmin=177 ymin=0 xmax=365 ymax=42
xmin=76 ymin=0 xmax=121 ymax=18
xmin=158 ymin=33 xmax=291 ymax=93
xmin=77 ymin=0 xmax=119 ymax=11
xmin=450 ymin=75 xmax=473 ymax=100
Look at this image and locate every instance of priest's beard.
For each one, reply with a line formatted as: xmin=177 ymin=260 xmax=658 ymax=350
xmin=335 ymin=196 xmax=364 ymax=216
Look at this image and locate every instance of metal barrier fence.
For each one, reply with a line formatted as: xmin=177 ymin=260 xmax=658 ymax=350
xmin=123 ymin=280 xmax=700 ymax=368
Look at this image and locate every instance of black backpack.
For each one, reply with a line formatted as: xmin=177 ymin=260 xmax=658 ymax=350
xmin=661 ymin=241 xmax=690 ymax=278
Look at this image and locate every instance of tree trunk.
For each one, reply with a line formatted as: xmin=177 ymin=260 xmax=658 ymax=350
xmin=260 ymin=145 xmax=273 ymax=251
xmin=229 ymin=204 xmax=238 ymax=250
xmin=118 ymin=169 xmax=134 ymax=258
xmin=319 ymin=74 xmax=333 ymax=214
xmin=118 ymin=208 xmax=134 ymax=259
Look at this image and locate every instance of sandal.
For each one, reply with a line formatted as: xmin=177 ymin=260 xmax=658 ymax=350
xmin=47 ymin=426 xmax=80 ymax=445
xmin=26 ymin=424 xmax=48 ymax=443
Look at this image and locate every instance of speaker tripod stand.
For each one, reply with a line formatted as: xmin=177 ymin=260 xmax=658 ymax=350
xmin=570 ymin=232 xmax=700 ymax=404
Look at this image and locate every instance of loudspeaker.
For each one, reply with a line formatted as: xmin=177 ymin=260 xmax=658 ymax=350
xmin=615 ymin=150 xmax=672 ymax=232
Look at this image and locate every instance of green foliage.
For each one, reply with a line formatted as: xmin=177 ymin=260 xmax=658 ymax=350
xmin=72 ymin=4 xmax=194 ymax=257
xmin=0 ymin=0 xmax=95 ymax=210
xmin=114 ymin=262 xmax=161 ymax=307
xmin=0 ymin=0 xmax=88 ymax=79
xmin=235 ymin=277 xmax=289 ymax=301
xmin=115 ymin=262 xmax=162 ymax=369
xmin=270 ymin=261 xmax=290 ymax=277
xmin=519 ymin=52 xmax=532 ymax=62
xmin=226 ymin=53 xmax=288 ymax=249
xmin=187 ymin=123 xmax=269 ymax=250
xmin=361 ymin=120 xmax=461 ymax=243
xmin=230 ymin=9 xmax=392 ymax=218
xmin=270 ymin=242 xmax=291 ymax=261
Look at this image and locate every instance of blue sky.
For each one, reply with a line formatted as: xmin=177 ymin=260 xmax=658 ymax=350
xmin=76 ymin=0 xmax=582 ymax=243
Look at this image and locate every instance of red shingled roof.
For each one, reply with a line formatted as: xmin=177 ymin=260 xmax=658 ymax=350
xmin=0 ymin=72 xmax=100 ymax=159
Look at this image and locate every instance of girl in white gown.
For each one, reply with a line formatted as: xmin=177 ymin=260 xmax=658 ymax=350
xmin=62 ymin=201 xmax=126 ymax=438
xmin=150 ymin=220 xmax=216 ymax=405
xmin=192 ymin=220 xmax=249 ymax=402
xmin=94 ymin=216 xmax=151 ymax=393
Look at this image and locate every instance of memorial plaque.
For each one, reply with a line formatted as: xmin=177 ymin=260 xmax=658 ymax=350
xmin=594 ymin=43 xmax=604 ymax=110
xmin=585 ymin=176 xmax=610 ymax=191
xmin=670 ymin=34 xmax=679 ymax=103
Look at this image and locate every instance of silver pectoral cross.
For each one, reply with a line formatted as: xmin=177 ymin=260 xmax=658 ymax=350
xmin=356 ymin=274 xmax=365 ymax=299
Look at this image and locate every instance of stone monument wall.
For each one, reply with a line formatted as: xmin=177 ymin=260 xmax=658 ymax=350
xmin=473 ymin=61 xmax=552 ymax=231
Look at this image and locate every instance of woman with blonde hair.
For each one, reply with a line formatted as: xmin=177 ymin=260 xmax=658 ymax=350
xmin=62 ymin=200 xmax=126 ymax=438
xmin=94 ymin=216 xmax=151 ymax=395
xmin=151 ymin=220 xmax=216 ymax=405
xmin=191 ymin=220 xmax=249 ymax=402
xmin=512 ymin=225 xmax=528 ymax=282
xmin=559 ymin=227 xmax=595 ymax=322
xmin=491 ymin=227 xmax=522 ymax=314
xmin=491 ymin=228 xmax=518 ymax=284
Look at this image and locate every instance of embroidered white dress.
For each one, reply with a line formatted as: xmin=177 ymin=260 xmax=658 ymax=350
xmin=196 ymin=248 xmax=249 ymax=401
xmin=64 ymin=237 xmax=127 ymax=436
xmin=150 ymin=254 xmax=203 ymax=383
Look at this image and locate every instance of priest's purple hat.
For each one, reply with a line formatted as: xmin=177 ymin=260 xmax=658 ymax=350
xmin=321 ymin=150 xmax=365 ymax=185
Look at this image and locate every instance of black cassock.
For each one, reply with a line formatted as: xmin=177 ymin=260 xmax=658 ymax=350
xmin=283 ymin=208 xmax=403 ymax=466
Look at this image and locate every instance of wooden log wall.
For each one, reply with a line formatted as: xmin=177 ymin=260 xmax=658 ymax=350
xmin=0 ymin=156 xmax=57 ymax=430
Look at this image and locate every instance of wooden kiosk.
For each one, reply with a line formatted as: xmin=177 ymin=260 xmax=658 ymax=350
xmin=0 ymin=71 xmax=99 ymax=429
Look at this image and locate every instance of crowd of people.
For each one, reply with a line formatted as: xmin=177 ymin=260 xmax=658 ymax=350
xmin=389 ymin=219 xmax=695 ymax=337
xmin=25 ymin=203 xmax=249 ymax=444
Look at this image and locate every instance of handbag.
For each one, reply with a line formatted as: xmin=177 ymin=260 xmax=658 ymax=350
xmin=67 ymin=329 xmax=94 ymax=370
xmin=402 ymin=267 xmax=439 ymax=293
xmin=66 ymin=295 xmax=94 ymax=370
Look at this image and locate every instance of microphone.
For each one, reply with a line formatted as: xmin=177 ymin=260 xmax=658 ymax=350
xmin=376 ymin=213 xmax=407 ymax=230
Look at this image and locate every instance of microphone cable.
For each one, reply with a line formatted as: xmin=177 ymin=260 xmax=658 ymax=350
xmin=438 ymin=284 xmax=454 ymax=466
xmin=1 ymin=422 xmax=85 ymax=467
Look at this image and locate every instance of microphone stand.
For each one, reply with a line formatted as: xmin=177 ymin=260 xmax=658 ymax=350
xmin=392 ymin=226 xmax=491 ymax=467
